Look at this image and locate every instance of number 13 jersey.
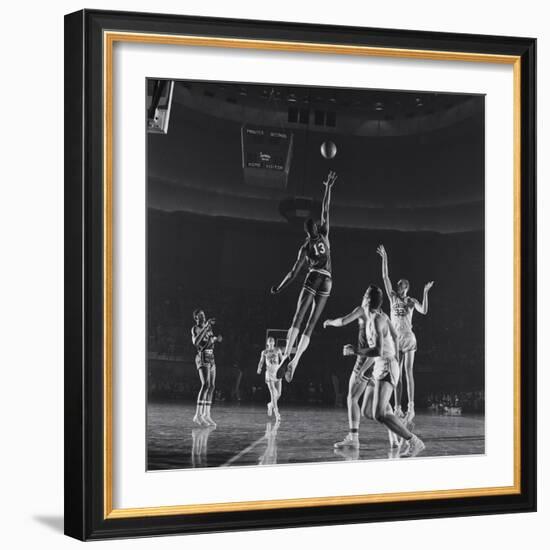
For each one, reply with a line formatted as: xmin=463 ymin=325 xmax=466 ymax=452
xmin=304 ymin=232 xmax=331 ymax=276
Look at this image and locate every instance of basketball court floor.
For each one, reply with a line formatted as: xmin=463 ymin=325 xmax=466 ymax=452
xmin=147 ymin=402 xmax=485 ymax=470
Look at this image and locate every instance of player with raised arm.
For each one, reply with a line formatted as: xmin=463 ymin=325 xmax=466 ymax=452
xmin=324 ymin=298 xmax=373 ymax=450
xmin=191 ymin=309 xmax=222 ymax=426
xmin=377 ymin=244 xmax=434 ymax=424
xmin=271 ymin=170 xmax=337 ymax=383
xmin=340 ymin=285 xmax=425 ymax=457
xmin=257 ymin=337 xmax=284 ymax=421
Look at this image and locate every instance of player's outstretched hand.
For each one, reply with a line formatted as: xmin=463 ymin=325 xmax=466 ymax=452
xmin=323 ymin=170 xmax=338 ymax=187
xmin=376 ymin=244 xmax=387 ymax=258
xmin=323 ymin=319 xmax=333 ymax=329
xmin=424 ymin=281 xmax=435 ymax=292
xmin=216 ymin=335 xmax=223 ymax=343
xmin=270 ymin=285 xmax=280 ymax=295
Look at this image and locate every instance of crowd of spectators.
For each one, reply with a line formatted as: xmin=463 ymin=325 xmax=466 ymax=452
xmin=147 ymin=285 xmax=484 ymax=413
xmin=146 ymin=210 xmax=485 ymax=413
xmin=424 ymin=390 xmax=485 ymax=414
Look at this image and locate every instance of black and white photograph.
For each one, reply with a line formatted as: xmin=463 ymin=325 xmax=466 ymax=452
xmin=146 ymin=79 xmax=485 ymax=470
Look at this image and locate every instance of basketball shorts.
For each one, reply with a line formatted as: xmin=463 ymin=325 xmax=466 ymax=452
xmin=352 ymin=356 xmax=375 ymax=383
xmin=397 ymin=331 xmax=417 ymax=353
xmin=195 ymin=350 xmax=216 ymax=371
xmin=303 ymin=270 xmax=332 ymax=298
xmin=372 ymin=357 xmax=400 ymax=387
xmin=265 ymin=367 xmax=279 ymax=383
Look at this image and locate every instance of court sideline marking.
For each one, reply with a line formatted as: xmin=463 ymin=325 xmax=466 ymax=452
xmin=221 ymin=435 xmax=268 ymax=467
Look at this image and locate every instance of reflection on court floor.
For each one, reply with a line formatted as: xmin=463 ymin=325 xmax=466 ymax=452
xmin=147 ymin=402 xmax=484 ymax=471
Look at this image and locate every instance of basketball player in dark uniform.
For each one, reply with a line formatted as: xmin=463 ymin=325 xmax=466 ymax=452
xmin=191 ymin=309 xmax=222 ymax=426
xmin=271 ymin=170 xmax=337 ymax=383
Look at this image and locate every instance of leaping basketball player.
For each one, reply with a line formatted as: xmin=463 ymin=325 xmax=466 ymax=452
xmin=377 ymin=244 xmax=434 ymax=424
xmin=191 ymin=309 xmax=222 ymax=426
xmin=257 ymin=337 xmax=284 ymax=420
xmin=333 ymin=285 xmax=425 ymax=457
xmin=271 ymin=170 xmax=337 ymax=383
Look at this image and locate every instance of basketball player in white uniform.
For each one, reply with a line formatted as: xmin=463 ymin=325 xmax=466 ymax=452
xmin=377 ymin=244 xmax=434 ymax=424
xmin=271 ymin=170 xmax=337 ymax=383
xmin=338 ymin=285 xmax=425 ymax=456
xmin=324 ymin=299 xmax=373 ymax=450
xmin=257 ymin=337 xmax=284 ymax=420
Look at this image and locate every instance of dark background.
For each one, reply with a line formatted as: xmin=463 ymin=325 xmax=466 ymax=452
xmin=146 ymin=80 xmax=485 ymax=412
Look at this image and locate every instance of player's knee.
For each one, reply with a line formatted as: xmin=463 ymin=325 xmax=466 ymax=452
xmin=373 ymin=407 xmax=388 ymax=423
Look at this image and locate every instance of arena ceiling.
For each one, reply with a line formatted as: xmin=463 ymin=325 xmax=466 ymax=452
xmin=147 ymin=80 xmax=484 ymax=233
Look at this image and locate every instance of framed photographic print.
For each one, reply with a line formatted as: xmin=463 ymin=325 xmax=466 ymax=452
xmin=64 ymin=9 xmax=536 ymax=540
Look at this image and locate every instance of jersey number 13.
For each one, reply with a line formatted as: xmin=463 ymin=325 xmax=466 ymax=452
xmin=313 ymin=242 xmax=326 ymax=256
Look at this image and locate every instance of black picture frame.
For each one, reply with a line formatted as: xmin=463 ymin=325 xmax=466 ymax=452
xmin=64 ymin=9 xmax=536 ymax=541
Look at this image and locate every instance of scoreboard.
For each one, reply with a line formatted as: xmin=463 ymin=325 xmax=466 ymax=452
xmin=241 ymin=125 xmax=294 ymax=189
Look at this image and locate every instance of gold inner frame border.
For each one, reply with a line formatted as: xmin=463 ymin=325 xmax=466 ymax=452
xmin=102 ymin=30 xmax=522 ymax=519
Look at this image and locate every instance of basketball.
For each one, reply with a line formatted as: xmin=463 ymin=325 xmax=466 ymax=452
xmin=320 ymin=140 xmax=337 ymax=159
